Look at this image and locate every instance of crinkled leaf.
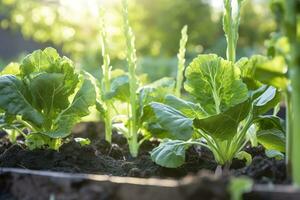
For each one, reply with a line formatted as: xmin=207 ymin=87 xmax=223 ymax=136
xmin=20 ymin=48 xmax=79 ymax=114
xmin=164 ymin=95 xmax=207 ymax=118
xmin=151 ymin=139 xmax=191 ymax=168
xmin=184 ymin=54 xmax=248 ymax=115
xmin=0 ymin=75 xmax=44 ymax=126
xmin=144 ymin=102 xmax=193 ymax=140
xmin=194 ymin=100 xmax=251 ymax=140
xmin=28 ymin=73 xmax=70 ymax=113
xmin=42 ymin=79 xmax=96 ymax=138
xmin=236 ymin=55 xmax=287 ymax=89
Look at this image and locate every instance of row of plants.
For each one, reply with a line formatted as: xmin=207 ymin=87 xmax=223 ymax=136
xmin=0 ymin=0 xmax=299 ymax=186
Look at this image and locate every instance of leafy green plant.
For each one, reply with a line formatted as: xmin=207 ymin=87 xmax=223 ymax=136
xmin=147 ymin=0 xmax=286 ymax=169
xmin=0 ymin=47 xmax=96 ymax=150
xmin=148 ymin=55 xmax=284 ymax=168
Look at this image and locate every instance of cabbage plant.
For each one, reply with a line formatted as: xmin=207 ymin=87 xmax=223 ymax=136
xmin=0 ymin=47 xmax=96 ymax=150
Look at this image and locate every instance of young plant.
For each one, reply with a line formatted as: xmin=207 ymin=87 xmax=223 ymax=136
xmin=147 ymin=54 xmax=284 ymax=168
xmin=100 ymin=0 xmax=176 ymax=158
xmin=122 ymin=0 xmax=139 ymax=157
xmin=146 ymin=0 xmax=285 ymax=169
xmin=0 ymin=47 xmax=96 ymax=150
xmin=175 ymin=25 xmax=188 ymax=97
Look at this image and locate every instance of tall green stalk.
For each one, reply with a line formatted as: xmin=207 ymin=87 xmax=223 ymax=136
xmin=175 ymin=25 xmax=188 ymax=97
xmin=223 ymin=0 xmax=243 ymax=62
xmin=100 ymin=8 xmax=113 ymax=143
xmin=122 ymin=0 xmax=139 ymax=157
xmin=284 ymin=0 xmax=300 ymax=185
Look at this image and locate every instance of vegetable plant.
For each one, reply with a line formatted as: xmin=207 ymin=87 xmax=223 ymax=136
xmin=147 ymin=0 xmax=286 ymax=169
xmin=0 ymin=47 xmax=96 ymax=150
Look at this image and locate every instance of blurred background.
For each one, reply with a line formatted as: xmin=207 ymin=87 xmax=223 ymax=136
xmin=0 ymin=0 xmax=277 ymax=81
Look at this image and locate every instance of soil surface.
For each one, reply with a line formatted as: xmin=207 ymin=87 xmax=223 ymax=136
xmin=0 ymin=122 xmax=288 ymax=183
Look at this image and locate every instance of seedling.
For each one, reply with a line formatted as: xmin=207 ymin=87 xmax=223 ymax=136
xmin=0 ymin=47 xmax=96 ymax=150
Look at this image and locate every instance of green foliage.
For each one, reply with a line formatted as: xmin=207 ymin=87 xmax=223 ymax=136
xmin=0 ymin=47 xmax=96 ymax=150
xmin=151 ymin=139 xmax=192 ymax=168
xmin=184 ymin=54 xmax=248 ymax=115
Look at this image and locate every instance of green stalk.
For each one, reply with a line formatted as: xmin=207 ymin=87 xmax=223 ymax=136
xmin=223 ymin=0 xmax=244 ymax=62
xmin=284 ymin=0 xmax=300 ymax=185
xmin=285 ymin=91 xmax=292 ymax=176
xmin=100 ymin=8 xmax=113 ymax=143
xmin=175 ymin=25 xmax=188 ymax=97
xmin=122 ymin=0 xmax=139 ymax=157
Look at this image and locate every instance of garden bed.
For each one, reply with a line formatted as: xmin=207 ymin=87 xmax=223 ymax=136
xmin=0 ymin=122 xmax=295 ymax=199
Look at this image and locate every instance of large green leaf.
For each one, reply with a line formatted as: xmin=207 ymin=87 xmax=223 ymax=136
xmin=144 ymin=102 xmax=193 ymax=140
xmin=151 ymin=139 xmax=191 ymax=168
xmin=0 ymin=75 xmax=44 ymax=126
xmin=194 ymin=100 xmax=251 ymax=140
xmin=254 ymin=115 xmax=285 ymax=152
xmin=184 ymin=54 xmax=248 ymax=115
xmin=164 ymin=95 xmax=207 ymax=118
xmin=42 ymin=79 xmax=96 ymax=138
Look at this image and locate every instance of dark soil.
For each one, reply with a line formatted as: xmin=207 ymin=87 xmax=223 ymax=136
xmin=0 ymin=122 xmax=288 ymax=183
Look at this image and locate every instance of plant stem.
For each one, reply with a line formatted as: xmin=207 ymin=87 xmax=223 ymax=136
xmin=223 ymin=0 xmax=243 ymax=62
xmin=122 ymin=0 xmax=139 ymax=157
xmin=100 ymin=8 xmax=113 ymax=143
xmin=284 ymin=0 xmax=300 ymax=185
xmin=285 ymin=90 xmax=292 ymax=176
xmin=175 ymin=25 xmax=188 ymax=97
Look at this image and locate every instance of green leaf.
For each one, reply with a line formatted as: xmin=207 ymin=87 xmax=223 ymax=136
xmin=235 ymin=151 xmax=252 ymax=166
xmin=265 ymin=149 xmax=284 ymax=160
xmin=151 ymin=139 xmax=191 ymax=168
xmin=255 ymin=115 xmax=285 ymax=152
xmin=0 ymin=75 xmax=44 ymax=126
xmin=1 ymin=63 xmax=20 ymax=75
xmin=28 ymin=73 xmax=70 ymax=113
xmin=139 ymin=77 xmax=175 ymax=106
xmin=184 ymin=54 xmax=248 ymax=115
xmin=254 ymin=56 xmax=288 ymax=89
xmin=252 ymin=86 xmax=281 ymax=115
xmin=164 ymin=95 xmax=207 ymax=118
xmin=105 ymin=75 xmax=130 ymax=102
xmin=144 ymin=102 xmax=193 ymax=140
xmin=42 ymin=79 xmax=96 ymax=138
xmin=236 ymin=55 xmax=288 ymax=90
xmin=74 ymin=137 xmax=91 ymax=146
xmin=194 ymin=100 xmax=251 ymax=140
xmin=25 ymin=133 xmax=61 ymax=150
xmin=229 ymin=177 xmax=253 ymax=200
xmin=20 ymin=47 xmax=60 ymax=76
